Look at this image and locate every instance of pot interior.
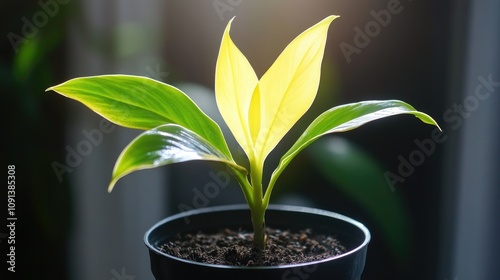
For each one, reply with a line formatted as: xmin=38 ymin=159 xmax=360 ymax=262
xmin=145 ymin=204 xmax=370 ymax=261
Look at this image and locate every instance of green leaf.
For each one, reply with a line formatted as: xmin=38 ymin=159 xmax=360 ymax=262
xmin=47 ymin=75 xmax=232 ymax=158
xmin=264 ymin=100 xmax=440 ymax=204
xmin=109 ymin=124 xmax=247 ymax=192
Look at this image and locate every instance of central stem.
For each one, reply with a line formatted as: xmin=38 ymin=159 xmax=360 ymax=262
xmin=250 ymin=157 xmax=266 ymax=250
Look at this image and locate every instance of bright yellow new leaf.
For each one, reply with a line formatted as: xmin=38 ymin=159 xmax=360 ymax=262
xmin=252 ymin=16 xmax=337 ymax=163
xmin=215 ymin=17 xmax=258 ymax=159
xmin=215 ymin=15 xmax=337 ymax=167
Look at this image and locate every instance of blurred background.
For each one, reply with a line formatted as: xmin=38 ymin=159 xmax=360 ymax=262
xmin=2 ymin=0 xmax=499 ymax=279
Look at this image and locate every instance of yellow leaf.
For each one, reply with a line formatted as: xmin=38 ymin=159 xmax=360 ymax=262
xmin=215 ymin=17 xmax=258 ymax=158
xmin=249 ymin=84 xmax=261 ymax=145
xmin=253 ymin=15 xmax=338 ymax=163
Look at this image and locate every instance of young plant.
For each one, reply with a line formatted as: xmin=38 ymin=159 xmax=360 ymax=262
xmin=47 ymin=16 xmax=440 ymax=250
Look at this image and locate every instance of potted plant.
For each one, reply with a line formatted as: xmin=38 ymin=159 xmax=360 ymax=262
xmin=47 ymin=15 xmax=440 ymax=279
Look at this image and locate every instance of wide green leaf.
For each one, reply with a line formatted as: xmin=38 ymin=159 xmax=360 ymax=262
xmin=47 ymin=75 xmax=232 ymax=158
xmin=264 ymin=100 xmax=440 ymax=203
xmin=109 ymin=124 xmax=247 ymax=192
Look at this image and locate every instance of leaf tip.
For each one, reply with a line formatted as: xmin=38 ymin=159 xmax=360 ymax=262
xmin=435 ymin=123 xmax=443 ymax=132
xmin=45 ymin=81 xmax=66 ymax=93
xmin=322 ymin=15 xmax=340 ymax=25
xmin=45 ymin=84 xmax=60 ymax=93
xmin=416 ymin=113 xmax=442 ymax=132
xmin=108 ymin=171 xmax=122 ymax=192
xmin=108 ymin=180 xmax=117 ymax=193
xmin=226 ymin=16 xmax=236 ymax=31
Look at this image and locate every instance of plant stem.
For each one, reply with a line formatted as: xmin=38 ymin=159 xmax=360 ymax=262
xmin=250 ymin=205 xmax=266 ymax=250
xmin=230 ymin=167 xmax=254 ymax=207
xmin=262 ymin=158 xmax=290 ymax=209
xmin=249 ymin=157 xmax=267 ymax=250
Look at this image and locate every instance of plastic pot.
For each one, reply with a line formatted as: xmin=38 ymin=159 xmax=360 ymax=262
xmin=145 ymin=204 xmax=370 ymax=280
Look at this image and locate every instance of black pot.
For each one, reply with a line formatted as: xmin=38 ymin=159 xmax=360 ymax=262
xmin=144 ymin=204 xmax=370 ymax=280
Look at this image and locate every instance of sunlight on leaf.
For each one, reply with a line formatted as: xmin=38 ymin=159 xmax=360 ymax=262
xmin=48 ymin=75 xmax=232 ymax=158
xmin=264 ymin=100 xmax=441 ymax=205
xmin=283 ymin=100 xmax=440 ymax=167
xmin=109 ymin=124 xmax=247 ymax=192
xmin=215 ymin=17 xmax=258 ymax=159
xmin=48 ymin=15 xmax=442 ymax=252
xmin=252 ymin=15 xmax=338 ymax=164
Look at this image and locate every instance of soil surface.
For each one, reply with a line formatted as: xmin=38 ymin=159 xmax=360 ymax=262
xmin=159 ymin=227 xmax=346 ymax=266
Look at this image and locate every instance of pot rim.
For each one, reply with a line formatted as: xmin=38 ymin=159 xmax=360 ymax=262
xmin=144 ymin=204 xmax=370 ymax=270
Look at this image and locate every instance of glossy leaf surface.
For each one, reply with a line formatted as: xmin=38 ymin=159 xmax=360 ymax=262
xmin=109 ymin=124 xmax=246 ymax=192
xmin=48 ymin=75 xmax=232 ymax=158
xmin=265 ymin=100 xmax=441 ymax=202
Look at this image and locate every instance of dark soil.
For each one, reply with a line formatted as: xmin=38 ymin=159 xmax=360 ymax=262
xmin=159 ymin=227 xmax=346 ymax=266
